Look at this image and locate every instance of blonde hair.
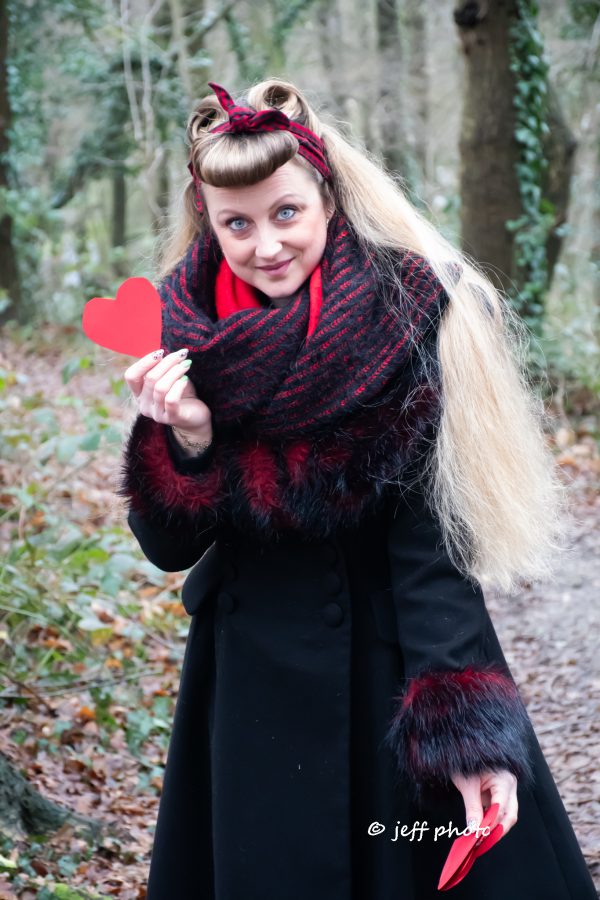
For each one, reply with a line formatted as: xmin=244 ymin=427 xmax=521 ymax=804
xmin=155 ymin=78 xmax=568 ymax=595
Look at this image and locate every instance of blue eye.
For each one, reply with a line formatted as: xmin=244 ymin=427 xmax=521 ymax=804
xmin=225 ymin=206 xmax=297 ymax=232
xmin=277 ymin=206 xmax=296 ymax=220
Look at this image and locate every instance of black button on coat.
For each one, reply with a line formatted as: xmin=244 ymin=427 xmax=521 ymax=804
xmin=126 ymin=474 xmax=597 ymax=900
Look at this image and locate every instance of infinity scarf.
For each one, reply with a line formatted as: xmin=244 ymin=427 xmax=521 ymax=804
xmin=212 ymin=251 xmax=325 ymax=341
xmin=120 ymin=212 xmax=452 ymax=539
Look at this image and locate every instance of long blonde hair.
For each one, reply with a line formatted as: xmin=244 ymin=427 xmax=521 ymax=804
xmin=154 ymin=78 xmax=568 ymax=595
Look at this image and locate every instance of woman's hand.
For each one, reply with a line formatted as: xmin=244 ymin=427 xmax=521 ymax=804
xmin=124 ymin=348 xmax=213 ymax=443
xmin=451 ymin=769 xmax=519 ymax=839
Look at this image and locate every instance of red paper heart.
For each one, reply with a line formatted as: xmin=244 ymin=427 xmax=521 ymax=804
xmin=82 ymin=277 xmax=162 ymax=358
xmin=438 ymin=803 xmax=502 ymax=891
xmin=440 ymin=824 xmax=504 ymax=890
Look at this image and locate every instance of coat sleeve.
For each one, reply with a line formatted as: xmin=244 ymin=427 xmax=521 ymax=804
xmin=126 ymin=507 xmax=217 ymax=572
xmin=163 ymin=420 xmax=217 ymax=473
xmin=119 ymin=413 xmax=223 ymax=572
xmin=382 ymin=480 xmax=534 ymax=803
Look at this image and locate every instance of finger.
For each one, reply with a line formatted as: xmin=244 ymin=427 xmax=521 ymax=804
xmin=163 ymin=374 xmax=191 ymax=421
xmin=124 ymin=350 xmax=187 ymax=390
xmin=498 ymin=796 xmax=519 ymax=837
xmin=124 ymin=348 xmax=165 ymax=397
xmin=150 ymin=360 xmax=193 ymax=409
xmin=140 ymin=351 xmax=189 ymax=409
xmin=453 ymin=774 xmax=484 ymax=834
xmin=488 ymin=782 xmax=512 ymax=832
xmin=495 ymin=780 xmax=519 ymax=837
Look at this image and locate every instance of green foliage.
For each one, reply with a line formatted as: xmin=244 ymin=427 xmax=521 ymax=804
xmin=0 ymin=334 xmax=191 ymax=891
xmin=5 ymin=0 xmax=104 ymax=322
xmin=43 ymin=887 xmax=110 ymax=899
xmin=564 ymin=0 xmax=600 ymax=34
xmin=541 ymin=260 xmax=600 ymax=397
xmin=224 ymin=14 xmax=263 ymax=83
xmin=0 ymin=348 xmax=181 ymax=746
xmin=4 ymin=0 xmax=197 ymax=326
xmin=507 ymin=0 xmax=554 ymax=340
xmin=125 ymin=695 xmax=172 ymax=757
xmin=0 ymin=831 xmax=111 ymax=898
xmin=225 ymin=0 xmax=321 ymax=80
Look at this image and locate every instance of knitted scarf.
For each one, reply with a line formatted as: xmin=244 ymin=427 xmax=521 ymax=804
xmin=120 ymin=211 xmax=452 ymax=540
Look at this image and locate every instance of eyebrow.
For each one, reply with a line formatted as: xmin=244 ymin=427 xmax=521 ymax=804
xmin=217 ymin=193 xmax=304 ymax=217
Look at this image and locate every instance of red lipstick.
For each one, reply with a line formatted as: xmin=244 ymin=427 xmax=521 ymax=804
xmin=257 ymin=259 xmax=293 ymax=275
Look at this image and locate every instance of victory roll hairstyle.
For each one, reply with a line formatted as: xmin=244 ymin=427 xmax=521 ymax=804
xmin=154 ymin=78 xmax=568 ymax=595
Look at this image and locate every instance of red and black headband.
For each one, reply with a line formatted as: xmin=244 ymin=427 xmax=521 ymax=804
xmin=187 ymin=81 xmax=332 ymax=212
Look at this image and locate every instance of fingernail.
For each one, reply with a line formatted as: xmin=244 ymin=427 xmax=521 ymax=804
xmin=178 ymin=348 xmax=189 ymax=358
xmin=152 ymin=349 xmax=165 ymax=359
xmin=181 ymin=359 xmax=192 ymax=369
xmin=179 ymin=375 xmax=189 ymax=383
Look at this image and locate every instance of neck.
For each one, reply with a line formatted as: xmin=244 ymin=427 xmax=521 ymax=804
xmin=258 ymin=290 xmax=294 ymax=309
xmin=270 ymin=296 xmax=294 ymax=308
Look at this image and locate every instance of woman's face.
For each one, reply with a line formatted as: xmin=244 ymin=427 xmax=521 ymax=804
xmin=202 ymin=159 xmax=333 ymax=301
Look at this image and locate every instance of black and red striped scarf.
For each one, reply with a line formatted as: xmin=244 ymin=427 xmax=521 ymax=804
xmin=120 ymin=211 xmax=452 ymax=539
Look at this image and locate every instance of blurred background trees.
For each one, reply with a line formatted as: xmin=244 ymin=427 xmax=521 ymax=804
xmin=0 ymin=0 xmax=598 ymax=393
xmin=0 ymin=2 xmax=599 ymax=894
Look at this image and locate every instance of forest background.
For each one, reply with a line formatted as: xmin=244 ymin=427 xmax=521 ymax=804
xmin=0 ymin=0 xmax=598 ymax=897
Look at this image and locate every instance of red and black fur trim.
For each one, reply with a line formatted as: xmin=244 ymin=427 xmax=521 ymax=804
xmin=119 ymin=211 xmax=462 ymax=540
xmin=159 ymin=212 xmax=453 ymax=437
xmin=118 ymin=374 xmax=442 ymax=540
xmin=118 ymin=414 xmax=225 ymax=529
xmin=383 ymin=664 xmax=535 ymax=805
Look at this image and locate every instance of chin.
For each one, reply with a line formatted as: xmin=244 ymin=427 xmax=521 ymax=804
xmin=268 ymin=283 xmax=299 ymax=298
xmin=265 ymin=273 xmax=312 ymax=297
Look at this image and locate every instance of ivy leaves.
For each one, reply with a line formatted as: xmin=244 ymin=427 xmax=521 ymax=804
xmin=507 ymin=0 xmax=554 ymax=338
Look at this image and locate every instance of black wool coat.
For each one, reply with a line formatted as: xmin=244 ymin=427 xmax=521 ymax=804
xmin=126 ymin=431 xmax=597 ymax=900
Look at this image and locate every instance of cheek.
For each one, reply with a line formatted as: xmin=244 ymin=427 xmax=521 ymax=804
xmin=302 ymin=220 xmax=327 ymax=263
xmin=218 ymin=233 xmax=251 ymax=267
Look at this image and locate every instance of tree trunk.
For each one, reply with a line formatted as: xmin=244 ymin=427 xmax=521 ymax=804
xmin=317 ymin=0 xmax=365 ymax=141
xmin=455 ymin=0 xmax=575 ymax=301
xmin=0 ymin=0 xmax=23 ymax=325
xmin=542 ymin=81 xmax=577 ymax=280
xmin=112 ymin=167 xmax=131 ymax=279
xmin=455 ymin=0 xmax=522 ymax=294
xmin=404 ymin=0 xmax=430 ymax=190
xmin=317 ymin=0 xmax=348 ymax=116
xmin=185 ymin=0 xmax=211 ymax=97
xmin=169 ymin=0 xmax=194 ymax=107
xmin=153 ymin=146 xmax=171 ymax=238
xmin=0 ymin=751 xmax=103 ymax=842
xmin=375 ymin=0 xmax=406 ymax=176
xmin=112 ymin=168 xmax=127 ymax=255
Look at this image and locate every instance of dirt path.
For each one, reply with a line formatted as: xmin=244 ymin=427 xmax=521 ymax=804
xmin=1 ymin=328 xmax=598 ymax=894
xmin=485 ymin=466 xmax=600 ymax=887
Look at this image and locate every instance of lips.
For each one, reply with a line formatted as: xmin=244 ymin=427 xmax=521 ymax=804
xmin=257 ymin=259 xmax=293 ymax=274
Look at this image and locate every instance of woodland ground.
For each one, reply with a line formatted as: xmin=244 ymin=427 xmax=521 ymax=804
xmin=0 ymin=325 xmax=598 ymax=899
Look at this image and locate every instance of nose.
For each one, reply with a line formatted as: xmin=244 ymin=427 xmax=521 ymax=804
xmin=255 ymin=225 xmax=283 ymax=261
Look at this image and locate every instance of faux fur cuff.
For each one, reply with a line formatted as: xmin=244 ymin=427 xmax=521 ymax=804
xmin=384 ymin=664 xmax=534 ymax=802
xmin=118 ymin=383 xmax=441 ymax=540
xmin=118 ymin=414 xmax=225 ymax=528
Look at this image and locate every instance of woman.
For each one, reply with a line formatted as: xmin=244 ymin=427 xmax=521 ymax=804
xmin=120 ymin=80 xmax=597 ymax=899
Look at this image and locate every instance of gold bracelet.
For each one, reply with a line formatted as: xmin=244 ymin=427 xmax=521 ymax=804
xmin=172 ymin=426 xmax=213 ymax=454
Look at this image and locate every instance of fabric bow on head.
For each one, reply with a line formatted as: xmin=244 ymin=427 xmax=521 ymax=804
xmin=187 ymin=80 xmax=332 ymax=213
xmin=208 ymin=81 xmax=294 ymax=135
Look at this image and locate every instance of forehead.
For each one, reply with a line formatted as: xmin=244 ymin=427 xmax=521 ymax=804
xmin=203 ymin=160 xmax=319 ymax=216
